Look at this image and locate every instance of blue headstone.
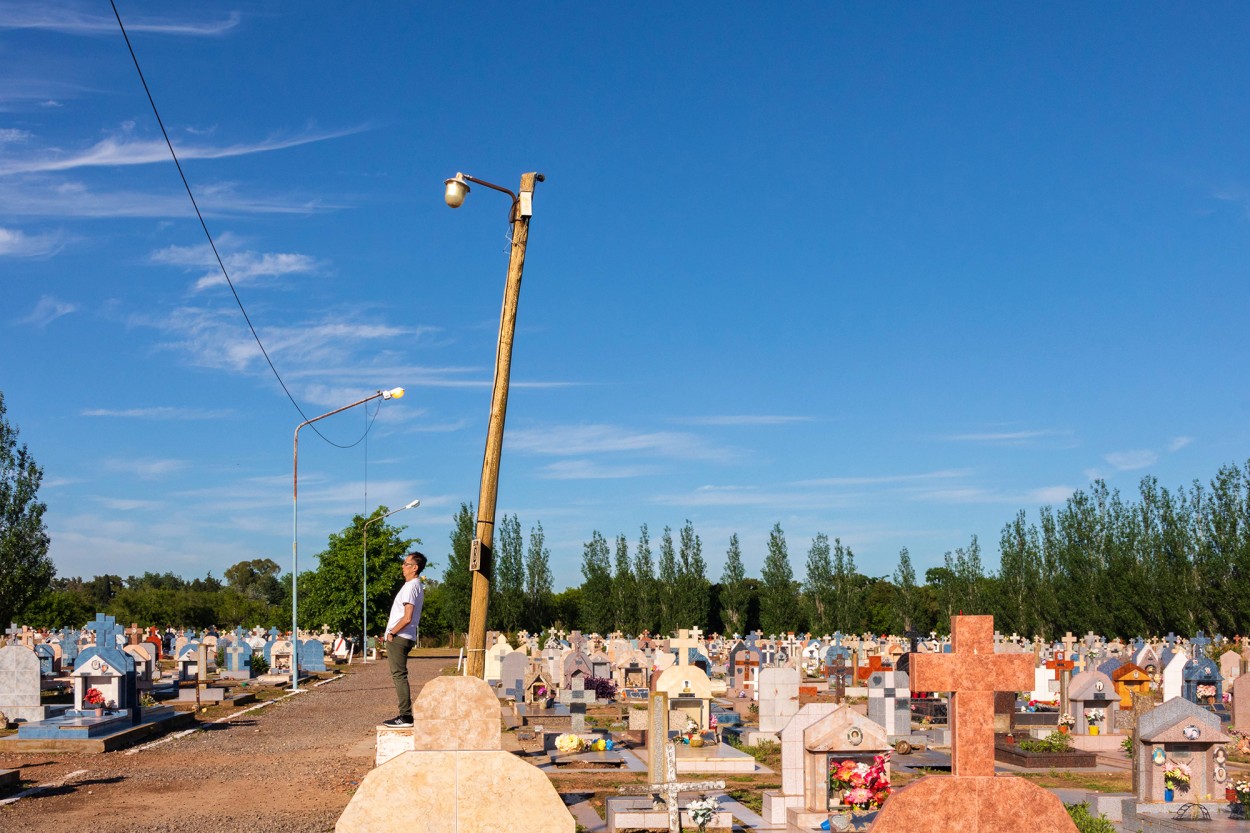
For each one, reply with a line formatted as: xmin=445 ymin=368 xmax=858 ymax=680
xmin=35 ymin=643 xmax=55 ymax=676
xmin=301 ymin=639 xmax=327 ymax=672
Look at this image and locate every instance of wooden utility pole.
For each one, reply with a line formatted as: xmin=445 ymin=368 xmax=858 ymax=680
xmin=464 ymin=171 xmax=542 ymax=679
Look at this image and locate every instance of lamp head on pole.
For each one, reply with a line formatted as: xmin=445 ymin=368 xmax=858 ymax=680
xmin=381 ymin=387 xmax=405 ymax=400
xmin=404 ymin=498 xmax=421 ymax=510
xmin=444 ymin=173 xmax=470 ymax=208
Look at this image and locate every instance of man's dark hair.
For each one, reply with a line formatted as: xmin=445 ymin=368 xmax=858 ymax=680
xmin=404 ymin=551 xmax=427 ymax=574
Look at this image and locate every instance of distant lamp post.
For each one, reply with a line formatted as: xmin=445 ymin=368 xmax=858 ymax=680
xmin=443 ymin=170 xmax=544 ymax=679
xmin=361 ymin=498 xmax=421 ymax=663
xmin=291 ymin=387 xmax=405 ymax=691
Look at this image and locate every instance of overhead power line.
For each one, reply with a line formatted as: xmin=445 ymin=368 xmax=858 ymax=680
xmin=110 ymin=0 xmax=375 ymax=450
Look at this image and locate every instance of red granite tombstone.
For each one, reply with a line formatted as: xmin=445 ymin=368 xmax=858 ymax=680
xmin=870 ymin=615 xmax=1077 ymax=833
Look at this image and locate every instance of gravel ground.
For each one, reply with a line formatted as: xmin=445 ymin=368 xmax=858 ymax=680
xmin=0 ymin=657 xmax=450 ymax=833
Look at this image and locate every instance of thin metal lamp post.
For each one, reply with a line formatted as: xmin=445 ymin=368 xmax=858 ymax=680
xmin=443 ymin=170 xmax=544 ymax=679
xmin=361 ymin=498 xmax=421 ymax=663
xmin=291 ymin=387 xmax=405 ymax=691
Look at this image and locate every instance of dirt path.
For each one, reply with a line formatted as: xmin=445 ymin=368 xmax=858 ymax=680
xmin=0 ymin=658 xmax=450 ymax=833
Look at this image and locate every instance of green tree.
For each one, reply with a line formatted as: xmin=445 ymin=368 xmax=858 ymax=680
xmin=300 ymin=506 xmax=418 ymax=637
xmin=892 ymin=547 xmax=919 ymax=634
xmin=1 ymin=392 xmax=53 ymax=626
xmin=831 ymin=537 xmax=861 ymax=631
xmin=224 ymin=559 xmax=284 ymax=604
xmin=759 ymin=522 xmax=798 ymax=635
xmin=719 ymin=533 xmax=750 ymax=635
xmin=633 ymin=524 xmax=657 ymax=634
xmin=656 ymin=526 xmax=678 ymax=634
xmin=440 ymin=502 xmax=475 ymax=641
xmin=675 ymin=519 xmax=709 ymax=629
xmin=579 ymin=530 xmax=613 ymax=631
xmin=611 ymin=534 xmax=636 ymax=633
xmin=524 ymin=521 xmax=553 ymax=631
xmin=493 ymin=513 xmax=525 ymax=632
xmin=21 ymin=590 xmax=89 ymax=629
xmin=803 ymin=532 xmax=834 ymax=634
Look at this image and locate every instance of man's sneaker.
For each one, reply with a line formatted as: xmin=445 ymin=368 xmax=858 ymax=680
xmin=382 ymin=715 xmax=413 ymax=728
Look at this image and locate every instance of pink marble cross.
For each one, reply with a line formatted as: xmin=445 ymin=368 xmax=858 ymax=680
xmin=910 ymin=615 xmax=1033 ymax=777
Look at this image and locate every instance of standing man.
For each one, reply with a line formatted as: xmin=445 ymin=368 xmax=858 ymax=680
xmin=382 ymin=551 xmax=426 ymax=728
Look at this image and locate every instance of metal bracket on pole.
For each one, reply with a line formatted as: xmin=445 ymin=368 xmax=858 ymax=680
xmin=470 ymin=538 xmax=490 ymax=572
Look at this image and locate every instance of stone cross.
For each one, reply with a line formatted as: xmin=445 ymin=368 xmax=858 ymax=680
xmin=1045 ymin=654 xmax=1075 ymax=715
xmin=669 ymin=629 xmax=699 ymax=668
xmin=910 ymin=615 xmax=1032 ymax=776
xmin=618 ymin=742 xmax=724 ymax=833
xmin=85 ymin=613 xmax=122 ymax=649
xmin=126 ymin=623 xmax=142 ymax=645
xmin=830 ymin=653 xmax=850 ymax=703
xmin=4 ymin=623 xmax=19 ymax=646
xmin=1192 ymin=631 xmax=1211 ymax=658
xmin=1060 ymin=632 xmax=1077 ymax=657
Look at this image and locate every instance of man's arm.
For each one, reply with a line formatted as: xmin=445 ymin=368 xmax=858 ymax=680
xmin=385 ymin=603 xmax=415 ymax=641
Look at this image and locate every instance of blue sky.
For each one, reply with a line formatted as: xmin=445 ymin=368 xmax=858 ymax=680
xmin=2 ymin=3 xmax=1248 ymax=589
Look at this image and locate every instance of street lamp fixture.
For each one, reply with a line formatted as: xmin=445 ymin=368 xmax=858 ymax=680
xmin=444 ymin=169 xmax=544 ymax=678
xmin=361 ymin=498 xmax=421 ymax=663
xmin=291 ymin=388 xmax=405 ymax=691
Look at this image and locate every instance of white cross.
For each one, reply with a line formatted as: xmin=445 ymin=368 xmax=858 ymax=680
xmin=618 ymin=743 xmax=724 ymax=833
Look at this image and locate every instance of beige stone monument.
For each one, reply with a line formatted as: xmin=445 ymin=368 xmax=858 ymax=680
xmin=337 ymin=675 xmax=573 ymax=832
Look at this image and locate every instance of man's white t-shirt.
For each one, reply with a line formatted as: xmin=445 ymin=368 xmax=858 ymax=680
xmin=386 ymin=577 xmax=424 ymax=641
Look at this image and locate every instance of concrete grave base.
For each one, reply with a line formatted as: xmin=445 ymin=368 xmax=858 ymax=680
xmin=605 ymin=796 xmax=732 ymax=832
xmin=375 ymin=724 xmax=414 ymax=766
xmin=673 ymin=741 xmax=758 ymax=774
xmin=337 ymin=749 xmax=574 ymax=832
xmin=0 ymin=709 xmax=193 ymax=753
xmin=742 ymin=728 xmax=780 ymax=746
xmin=871 ymin=774 xmax=1077 ymax=832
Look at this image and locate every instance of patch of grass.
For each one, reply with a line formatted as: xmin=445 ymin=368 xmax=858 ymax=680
xmin=727 ymin=787 xmax=763 ymax=813
xmin=1019 ymin=771 xmax=1132 ymax=794
xmin=1065 ymin=801 xmax=1117 ymax=833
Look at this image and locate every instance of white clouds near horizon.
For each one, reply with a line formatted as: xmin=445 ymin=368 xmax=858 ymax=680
xmin=1104 ymin=449 xmax=1159 ymax=471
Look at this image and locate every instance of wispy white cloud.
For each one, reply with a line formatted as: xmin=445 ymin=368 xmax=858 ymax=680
xmin=0 ymin=226 xmax=64 ymax=257
xmin=149 ymin=239 xmax=320 ymax=291
xmin=140 ymin=306 xmax=418 ymax=375
xmin=946 ymin=428 xmax=1072 ymax=444
xmin=17 ymin=294 xmax=77 ymax=325
xmin=0 ymin=5 xmax=242 ymax=37
xmin=1028 ymin=485 xmax=1077 ymax=504
xmin=509 ymin=423 xmax=733 ymax=463
xmin=81 ymin=406 xmax=233 ymax=420
xmin=1168 ymin=436 xmax=1194 ymax=452
xmin=539 ymin=460 xmax=661 ymax=480
xmin=103 ymin=457 xmax=189 ymax=479
xmin=795 ymin=469 xmax=971 ymax=488
xmin=0 ymin=177 xmax=340 ymax=218
xmin=95 ymin=497 xmax=163 ymax=511
xmin=914 ymin=484 xmax=1077 ymax=505
xmin=651 ymin=484 xmax=855 ymax=510
xmin=1104 ymin=449 xmax=1158 ymax=471
xmin=0 ymin=124 xmax=368 ymax=176
xmin=673 ymin=415 xmax=813 ymax=426
xmin=0 ymin=128 xmax=32 ymax=143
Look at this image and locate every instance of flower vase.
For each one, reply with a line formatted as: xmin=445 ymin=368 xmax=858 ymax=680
xmin=1164 ymin=788 xmax=1174 ymax=802
xmin=93 ymin=708 xmax=104 ymax=717
xmin=1059 ymin=725 xmax=1069 ymax=735
xmin=1089 ymin=725 xmax=1099 ymax=736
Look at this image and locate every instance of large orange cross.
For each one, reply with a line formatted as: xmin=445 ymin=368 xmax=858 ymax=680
xmin=911 ymin=615 xmax=1033 ymax=777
